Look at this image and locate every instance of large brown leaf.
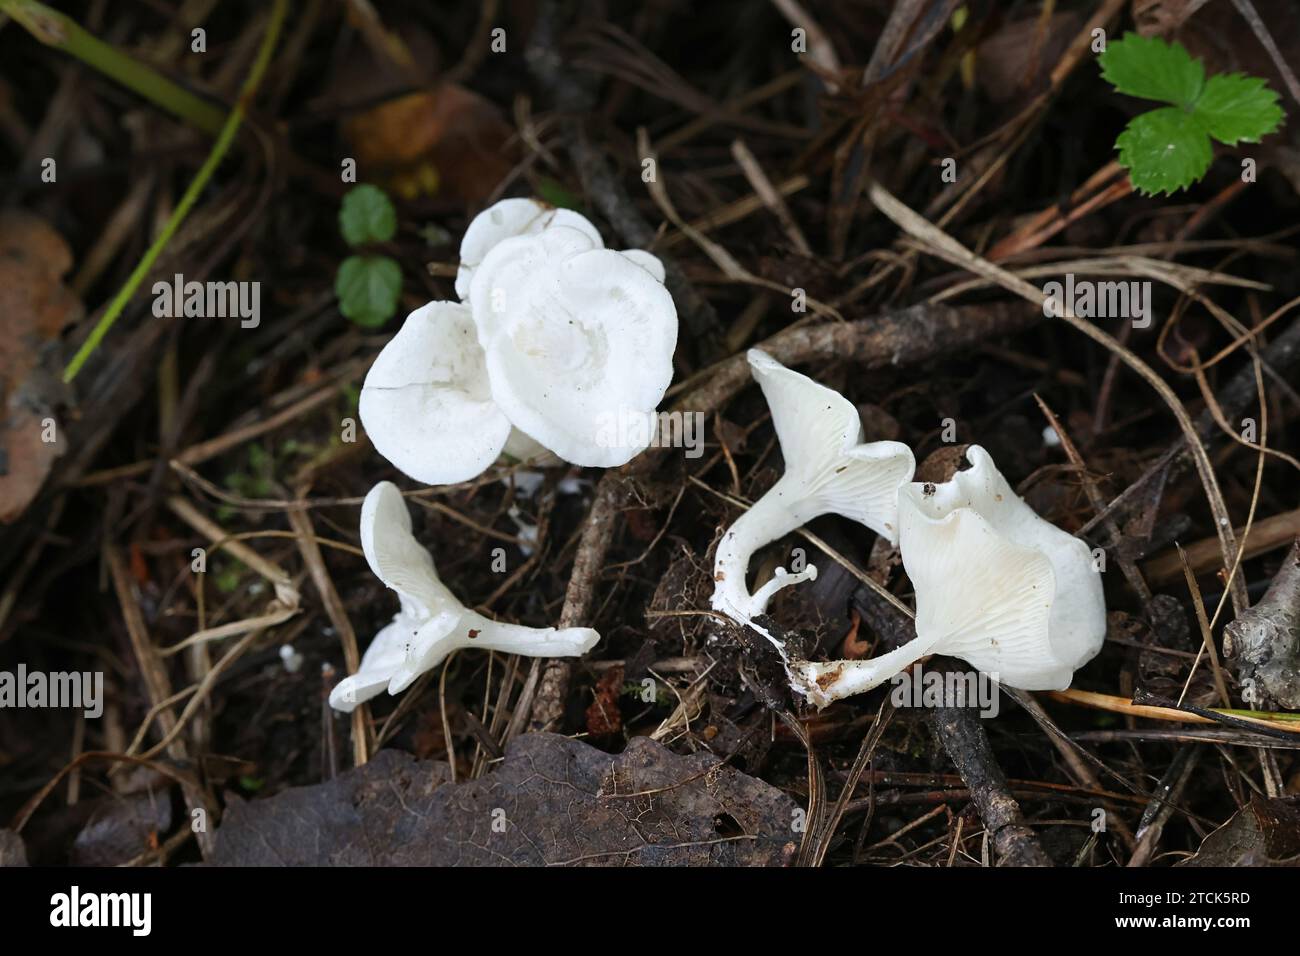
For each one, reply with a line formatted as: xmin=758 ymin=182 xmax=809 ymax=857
xmin=211 ymin=733 xmax=797 ymax=866
xmin=1179 ymin=795 xmax=1300 ymax=866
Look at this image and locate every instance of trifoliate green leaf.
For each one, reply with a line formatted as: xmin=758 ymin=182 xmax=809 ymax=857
xmin=1115 ymin=107 xmax=1213 ymax=196
xmin=1099 ymin=33 xmax=1204 ymax=108
xmin=1194 ymin=72 xmax=1284 ymax=145
xmin=339 ymin=184 xmax=397 ymax=246
xmin=335 ymin=255 xmax=402 ymax=328
xmin=1102 ymin=33 xmax=1285 ymax=194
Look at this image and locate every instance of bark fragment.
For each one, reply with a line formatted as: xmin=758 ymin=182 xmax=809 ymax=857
xmin=1224 ymin=540 xmax=1300 ymax=709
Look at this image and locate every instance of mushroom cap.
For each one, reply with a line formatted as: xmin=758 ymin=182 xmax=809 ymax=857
xmin=358 ymin=479 xmax=460 ymax=620
xmin=328 ymin=610 xmax=427 ymax=712
xmin=899 ymin=444 xmax=1106 ymax=688
xmin=621 ymin=249 xmax=666 ymax=283
xmin=481 ymin=247 xmax=678 ymax=467
xmin=468 ymin=226 xmax=602 ymax=344
xmin=456 ymin=198 xmax=603 ymax=301
xmin=359 ymin=301 xmax=513 ymax=485
xmin=747 ymin=348 xmax=914 ymax=542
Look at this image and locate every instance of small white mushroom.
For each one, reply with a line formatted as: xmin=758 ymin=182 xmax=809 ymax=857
xmin=359 ymin=301 xmax=514 ymax=485
xmin=475 ymin=243 xmax=678 ymax=467
xmin=791 ymin=445 xmax=1106 ymax=707
xmin=279 ymin=644 xmax=304 ymax=674
xmin=711 ymin=350 xmax=915 ymax=624
xmin=455 ymin=198 xmax=603 ymax=301
xmin=330 ymin=482 xmax=600 ymax=712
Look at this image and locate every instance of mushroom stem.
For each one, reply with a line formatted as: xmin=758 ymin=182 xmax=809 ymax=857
xmin=791 ymin=635 xmax=941 ymax=708
xmin=459 ymin=613 xmax=602 ymax=657
xmin=384 ymin=612 xmax=600 ymax=696
xmin=711 ymin=474 xmax=821 ymax=624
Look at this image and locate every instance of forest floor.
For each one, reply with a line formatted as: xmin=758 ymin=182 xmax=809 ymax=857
xmin=1 ymin=0 xmax=1299 ymax=867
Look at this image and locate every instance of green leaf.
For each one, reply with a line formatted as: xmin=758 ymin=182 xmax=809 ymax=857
xmin=536 ymin=176 xmax=583 ymax=211
xmin=335 ymin=255 xmax=402 ymax=328
xmin=339 ymin=184 xmax=396 ymax=246
xmin=1194 ymin=72 xmax=1284 ymax=145
xmin=1115 ymin=107 xmax=1213 ymax=196
xmin=1099 ymin=33 xmax=1204 ymax=108
xmin=1101 ymin=33 xmax=1285 ymax=193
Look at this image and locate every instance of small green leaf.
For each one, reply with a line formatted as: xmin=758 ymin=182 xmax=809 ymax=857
xmin=1100 ymin=33 xmax=1204 ymax=108
xmin=246 ymin=441 xmax=270 ymax=477
xmin=536 ymin=176 xmax=583 ymax=212
xmin=1194 ymin=72 xmax=1284 ymax=145
xmin=336 ymin=255 xmax=402 ymax=328
xmin=1115 ymin=107 xmax=1213 ymax=196
xmin=214 ymin=563 xmax=244 ymax=594
xmin=339 ymin=184 xmax=397 ymax=246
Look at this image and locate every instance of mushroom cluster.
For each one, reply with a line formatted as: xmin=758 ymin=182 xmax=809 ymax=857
xmin=360 ymin=198 xmax=678 ymax=485
xmin=337 ymin=198 xmax=680 ymax=712
xmin=339 ymin=197 xmax=1106 ymax=717
xmin=710 ymin=355 xmax=1107 ymax=707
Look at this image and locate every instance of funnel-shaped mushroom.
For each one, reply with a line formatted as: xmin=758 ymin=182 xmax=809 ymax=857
xmin=711 ymin=350 xmax=915 ymax=623
xmin=473 ymin=238 xmax=678 ymax=467
xmin=790 ymin=445 xmax=1106 ymax=708
xmin=329 ymin=482 xmax=600 ymax=712
xmin=455 ymin=198 xmax=603 ymax=301
xmin=359 ymin=301 xmax=515 ymax=485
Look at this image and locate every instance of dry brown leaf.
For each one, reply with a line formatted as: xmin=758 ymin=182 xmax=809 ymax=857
xmin=0 ymin=210 xmax=82 ymax=524
xmin=211 ymin=734 xmax=797 ymax=866
xmin=1179 ymin=794 xmax=1300 ymax=866
xmin=343 ymin=84 xmax=514 ymax=203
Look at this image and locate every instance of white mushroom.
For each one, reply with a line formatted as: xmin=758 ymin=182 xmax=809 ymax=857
xmin=330 ymin=481 xmax=600 ymax=712
xmin=455 ymin=198 xmax=603 ymax=301
xmin=790 ymin=445 xmax=1106 ymax=708
xmin=467 ymin=226 xmax=602 ymax=343
xmin=365 ymin=198 xmax=676 ymax=486
xmin=621 ymin=249 xmax=666 ymax=283
xmin=456 ymin=197 xmax=666 ymax=305
xmin=711 ymin=350 xmax=915 ymax=624
xmin=474 ymin=241 xmax=678 ymax=467
xmin=358 ymin=301 xmax=514 ymax=485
